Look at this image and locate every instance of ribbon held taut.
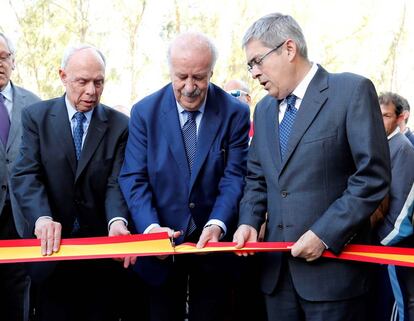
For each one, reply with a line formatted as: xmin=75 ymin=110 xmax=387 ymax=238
xmin=1 ymin=232 xmax=414 ymax=267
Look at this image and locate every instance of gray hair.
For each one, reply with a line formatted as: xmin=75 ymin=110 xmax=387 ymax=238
xmin=61 ymin=44 xmax=106 ymax=69
xmin=0 ymin=32 xmax=16 ymax=55
xmin=167 ymin=32 xmax=218 ymax=70
xmin=242 ymin=13 xmax=308 ymax=59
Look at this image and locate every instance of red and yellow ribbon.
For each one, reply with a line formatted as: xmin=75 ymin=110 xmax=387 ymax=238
xmin=1 ymin=233 xmax=414 ymax=267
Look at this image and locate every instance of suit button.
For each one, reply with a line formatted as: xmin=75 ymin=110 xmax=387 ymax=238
xmin=281 ymin=191 xmax=288 ymax=198
xmin=189 ymin=203 xmax=196 ymax=209
xmin=5 ymin=159 xmax=10 ymax=164
xmin=1 ymin=185 xmax=6 ymax=191
xmin=277 ymin=224 xmax=283 ymax=229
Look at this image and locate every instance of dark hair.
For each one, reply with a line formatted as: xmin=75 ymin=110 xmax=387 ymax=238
xmin=378 ymin=92 xmax=406 ymax=117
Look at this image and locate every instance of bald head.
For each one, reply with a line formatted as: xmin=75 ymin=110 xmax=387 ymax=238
xmin=224 ymin=79 xmax=251 ymax=105
xmin=224 ymin=80 xmax=250 ymax=93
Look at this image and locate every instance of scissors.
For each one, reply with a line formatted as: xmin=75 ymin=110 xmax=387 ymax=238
xmin=170 ymin=231 xmax=176 ymax=263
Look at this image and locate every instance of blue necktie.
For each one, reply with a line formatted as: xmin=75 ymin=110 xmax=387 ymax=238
xmin=73 ymin=112 xmax=86 ymax=160
xmin=182 ymin=110 xmax=199 ymax=236
xmin=182 ymin=111 xmax=199 ymax=173
xmin=0 ymin=94 xmax=10 ymax=147
xmin=279 ymin=94 xmax=297 ymax=160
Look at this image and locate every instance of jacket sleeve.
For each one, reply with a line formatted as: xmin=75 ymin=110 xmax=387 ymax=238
xmin=119 ymin=106 xmax=160 ymax=233
xmin=310 ymin=78 xmax=391 ymax=254
xmin=10 ymin=107 xmax=53 ymax=235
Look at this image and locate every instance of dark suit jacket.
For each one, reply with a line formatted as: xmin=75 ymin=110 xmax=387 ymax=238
xmin=377 ymin=132 xmax=414 ymax=247
xmin=0 ymin=82 xmax=40 ymax=237
xmin=11 ymin=95 xmax=129 ymax=239
xmin=119 ymin=83 xmax=250 ymax=284
xmin=405 ymin=129 xmax=414 ymax=146
xmin=239 ymin=66 xmax=391 ymax=301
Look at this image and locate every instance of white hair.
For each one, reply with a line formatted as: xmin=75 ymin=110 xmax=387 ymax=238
xmin=61 ymin=44 xmax=106 ymax=69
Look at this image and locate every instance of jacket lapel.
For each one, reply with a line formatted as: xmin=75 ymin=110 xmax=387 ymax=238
xmin=159 ymin=86 xmax=191 ymax=182
xmin=189 ymin=86 xmax=221 ymax=189
xmin=279 ymin=66 xmax=329 ymax=174
xmin=264 ymin=96 xmax=282 ymax=173
xmin=75 ymin=105 xmax=108 ymax=181
xmin=50 ymin=96 xmax=77 ymax=175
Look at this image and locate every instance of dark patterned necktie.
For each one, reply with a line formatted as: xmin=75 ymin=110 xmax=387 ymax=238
xmin=0 ymin=94 xmax=10 ymax=146
xmin=73 ymin=112 xmax=86 ymax=160
xmin=279 ymin=94 xmax=297 ymax=160
xmin=182 ymin=110 xmax=199 ymax=237
xmin=182 ymin=110 xmax=199 ymax=173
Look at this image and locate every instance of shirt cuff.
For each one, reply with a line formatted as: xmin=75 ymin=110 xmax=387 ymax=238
xmin=204 ymin=219 xmax=227 ymax=238
xmin=144 ymin=223 xmax=160 ymax=234
xmin=107 ymin=217 xmax=128 ymax=231
xmin=35 ymin=216 xmax=53 ymax=226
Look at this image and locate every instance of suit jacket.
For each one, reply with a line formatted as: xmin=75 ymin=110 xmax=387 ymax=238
xmin=0 ymin=82 xmax=40 ymax=237
xmin=405 ymin=129 xmax=414 ymax=146
xmin=11 ymin=95 xmax=129 ymax=239
xmin=377 ymin=132 xmax=414 ymax=246
xmin=119 ymin=83 xmax=250 ymax=284
xmin=239 ymin=66 xmax=391 ymax=301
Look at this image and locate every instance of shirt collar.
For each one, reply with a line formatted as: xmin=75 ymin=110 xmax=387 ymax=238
xmin=291 ymin=63 xmax=318 ymax=100
xmin=387 ymin=127 xmax=400 ymax=140
xmin=65 ymin=94 xmax=94 ymax=123
xmin=0 ymin=81 xmax=13 ymax=103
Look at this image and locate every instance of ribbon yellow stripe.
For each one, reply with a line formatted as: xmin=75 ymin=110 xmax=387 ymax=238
xmin=346 ymin=251 xmax=414 ymax=264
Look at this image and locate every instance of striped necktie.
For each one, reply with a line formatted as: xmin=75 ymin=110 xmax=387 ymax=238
xmin=182 ymin=110 xmax=199 ymax=173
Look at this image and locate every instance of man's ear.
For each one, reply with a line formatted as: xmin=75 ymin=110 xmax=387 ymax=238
xmin=285 ymin=39 xmax=297 ymax=62
xmin=59 ymin=69 xmax=66 ymax=83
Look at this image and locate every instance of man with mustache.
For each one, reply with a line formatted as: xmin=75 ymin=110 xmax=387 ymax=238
xmin=119 ymin=32 xmax=250 ymax=321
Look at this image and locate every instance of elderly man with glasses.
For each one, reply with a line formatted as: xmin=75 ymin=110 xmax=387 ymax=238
xmin=0 ymin=32 xmax=40 ymax=321
xmin=233 ymin=13 xmax=390 ymax=321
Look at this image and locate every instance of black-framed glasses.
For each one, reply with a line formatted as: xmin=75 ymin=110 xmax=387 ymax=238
xmin=0 ymin=52 xmax=12 ymax=63
xmin=247 ymin=41 xmax=285 ymax=72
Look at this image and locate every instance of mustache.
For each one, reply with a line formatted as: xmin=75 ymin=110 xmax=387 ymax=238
xmin=181 ymin=87 xmax=201 ymax=98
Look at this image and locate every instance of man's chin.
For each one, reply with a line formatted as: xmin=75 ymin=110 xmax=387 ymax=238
xmin=76 ymin=103 xmax=97 ymax=112
xmin=180 ymin=100 xmax=202 ymax=111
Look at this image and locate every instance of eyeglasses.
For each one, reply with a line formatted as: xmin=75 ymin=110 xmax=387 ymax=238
xmin=0 ymin=52 xmax=12 ymax=63
xmin=247 ymin=41 xmax=286 ymax=72
xmin=228 ymin=89 xmax=249 ymax=98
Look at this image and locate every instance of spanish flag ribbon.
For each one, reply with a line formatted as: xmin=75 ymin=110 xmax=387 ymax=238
xmin=1 ymin=233 xmax=414 ymax=267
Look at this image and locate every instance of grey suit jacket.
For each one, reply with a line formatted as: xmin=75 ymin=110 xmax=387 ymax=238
xmin=0 ymin=82 xmax=40 ymax=237
xmin=239 ymin=66 xmax=391 ymax=301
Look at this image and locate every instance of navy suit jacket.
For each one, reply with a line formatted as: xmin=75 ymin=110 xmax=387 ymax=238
xmin=239 ymin=66 xmax=391 ymax=301
xmin=119 ymin=83 xmax=250 ymax=284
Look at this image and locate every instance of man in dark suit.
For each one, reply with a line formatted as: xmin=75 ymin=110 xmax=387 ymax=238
xmin=0 ymin=32 xmax=40 ymax=321
xmin=377 ymin=92 xmax=414 ymax=321
xmin=233 ymin=13 xmax=391 ymax=321
xmin=119 ymin=32 xmax=250 ymax=321
xmin=11 ymin=44 xmax=132 ymax=321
